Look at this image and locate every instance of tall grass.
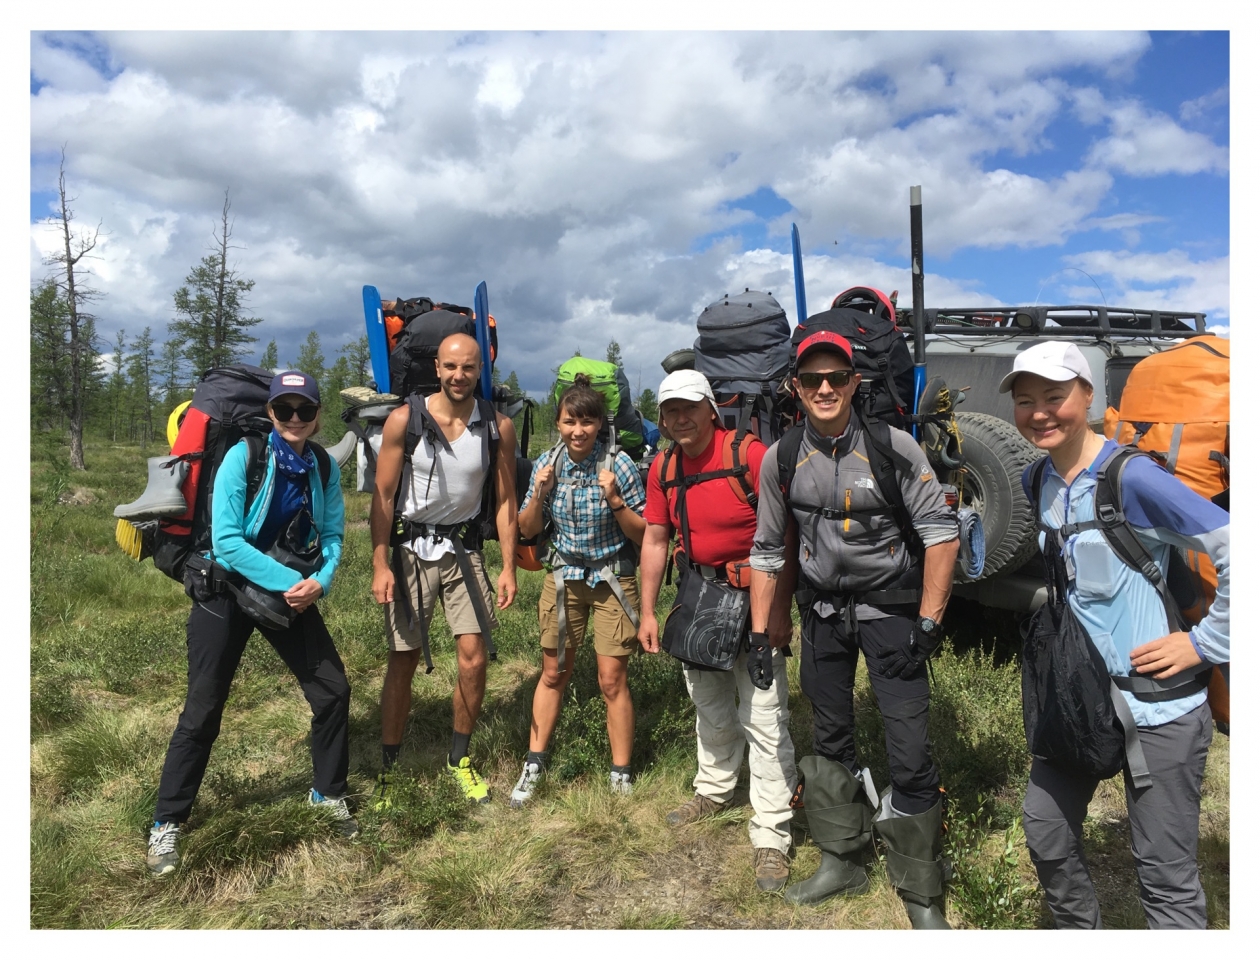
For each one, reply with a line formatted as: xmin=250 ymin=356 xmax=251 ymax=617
xmin=29 ymin=437 xmax=1229 ymax=929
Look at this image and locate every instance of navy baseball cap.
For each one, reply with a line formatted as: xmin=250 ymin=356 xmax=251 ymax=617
xmin=269 ymin=370 xmax=321 ymax=404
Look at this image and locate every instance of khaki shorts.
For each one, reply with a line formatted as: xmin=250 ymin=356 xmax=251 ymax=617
xmin=538 ymin=570 xmax=640 ymax=658
xmin=385 ymin=548 xmax=499 ymax=652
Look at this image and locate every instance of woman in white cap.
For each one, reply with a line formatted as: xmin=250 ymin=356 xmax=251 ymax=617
xmin=1004 ymin=341 xmax=1229 ymax=928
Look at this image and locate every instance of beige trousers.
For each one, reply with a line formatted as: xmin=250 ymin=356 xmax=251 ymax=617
xmin=682 ymin=646 xmax=797 ymax=853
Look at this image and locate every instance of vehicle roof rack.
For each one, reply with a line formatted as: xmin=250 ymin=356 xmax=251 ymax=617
xmin=899 ymin=305 xmax=1208 ymax=338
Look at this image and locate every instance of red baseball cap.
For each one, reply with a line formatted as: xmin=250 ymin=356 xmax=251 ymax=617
xmin=796 ymin=330 xmax=854 ymax=367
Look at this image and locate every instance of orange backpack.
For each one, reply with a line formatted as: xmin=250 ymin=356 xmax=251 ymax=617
xmin=1104 ymin=336 xmax=1230 ymax=730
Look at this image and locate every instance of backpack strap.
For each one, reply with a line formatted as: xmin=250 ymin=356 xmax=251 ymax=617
xmin=776 ymin=424 xmax=807 ymax=504
xmin=1037 ymin=447 xmax=1208 ymax=706
xmin=857 ymin=412 xmax=922 ymax=559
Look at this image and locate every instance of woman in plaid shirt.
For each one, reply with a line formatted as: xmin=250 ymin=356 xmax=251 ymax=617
xmin=511 ymin=374 xmax=648 ymax=806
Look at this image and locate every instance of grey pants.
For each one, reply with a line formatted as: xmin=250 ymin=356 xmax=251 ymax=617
xmin=1021 ymin=700 xmax=1214 ymax=929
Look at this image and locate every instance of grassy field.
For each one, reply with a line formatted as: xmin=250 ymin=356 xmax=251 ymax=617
xmin=29 ymin=437 xmax=1230 ymax=929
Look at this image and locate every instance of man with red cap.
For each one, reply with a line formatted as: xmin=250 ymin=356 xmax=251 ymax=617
xmin=749 ymin=329 xmax=959 ymax=928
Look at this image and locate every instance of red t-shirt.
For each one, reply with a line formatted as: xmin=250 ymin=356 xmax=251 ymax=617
xmin=644 ymin=427 xmax=766 ymax=567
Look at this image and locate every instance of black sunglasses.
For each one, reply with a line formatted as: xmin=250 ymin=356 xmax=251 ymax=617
xmin=271 ymin=402 xmax=320 ymax=423
xmin=796 ymin=370 xmax=854 ymax=390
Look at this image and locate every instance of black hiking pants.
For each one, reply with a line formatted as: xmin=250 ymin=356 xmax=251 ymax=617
xmin=154 ymin=593 xmax=351 ymax=824
xmin=799 ymin=610 xmax=941 ymax=814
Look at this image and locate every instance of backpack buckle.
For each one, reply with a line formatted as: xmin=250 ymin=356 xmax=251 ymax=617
xmin=1095 ymin=502 xmax=1121 ymax=524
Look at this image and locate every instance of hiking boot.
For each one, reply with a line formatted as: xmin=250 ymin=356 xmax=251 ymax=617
xmin=609 ymin=770 xmax=633 ymax=797
xmin=447 ymin=756 xmax=491 ymax=805
xmin=665 ymin=793 xmax=729 ymax=827
xmin=146 ymin=821 xmax=181 ymax=876
xmin=753 ymin=847 xmax=791 ymax=893
xmin=309 ymin=789 xmax=361 ymax=839
xmin=371 ymin=771 xmax=396 ymax=812
xmin=509 ymin=761 xmax=543 ymax=809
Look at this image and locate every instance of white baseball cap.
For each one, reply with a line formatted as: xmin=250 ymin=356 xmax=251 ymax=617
xmin=658 ymin=369 xmax=721 ymax=418
xmin=998 ymin=341 xmax=1094 ymax=394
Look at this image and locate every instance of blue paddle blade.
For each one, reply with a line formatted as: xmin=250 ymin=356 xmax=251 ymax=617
xmin=911 ymin=365 xmax=927 ymax=441
xmin=362 ymin=285 xmax=389 ymax=391
xmin=791 ymin=223 xmax=807 ymax=326
xmin=474 ymin=281 xmax=492 ymax=399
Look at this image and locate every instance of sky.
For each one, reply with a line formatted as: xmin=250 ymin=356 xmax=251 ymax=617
xmin=29 ymin=29 xmax=1230 ymax=397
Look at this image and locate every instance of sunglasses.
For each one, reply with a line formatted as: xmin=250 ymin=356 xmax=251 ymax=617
xmin=796 ymin=370 xmax=854 ymax=390
xmin=271 ymin=402 xmax=320 ymax=423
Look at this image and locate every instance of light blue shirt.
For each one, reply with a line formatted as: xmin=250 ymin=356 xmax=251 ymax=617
xmin=1025 ymin=440 xmax=1229 ymax=727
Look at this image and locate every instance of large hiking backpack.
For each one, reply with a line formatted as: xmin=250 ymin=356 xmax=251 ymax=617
xmin=143 ymin=365 xmax=328 ymax=583
xmin=385 ymin=296 xmax=499 ymax=399
xmin=790 ymin=286 xmax=915 ymax=431
xmin=692 ymin=289 xmax=793 ymax=445
xmin=1030 ymin=446 xmax=1227 ymax=734
xmin=1104 ymin=336 xmax=1229 ymax=624
xmin=552 ymin=357 xmax=648 ymax=460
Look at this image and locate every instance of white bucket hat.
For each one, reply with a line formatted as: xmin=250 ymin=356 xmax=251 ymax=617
xmin=999 ymin=341 xmax=1094 ymax=394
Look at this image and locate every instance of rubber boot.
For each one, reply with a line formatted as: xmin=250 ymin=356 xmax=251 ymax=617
xmin=783 ymin=756 xmax=873 ymax=905
xmin=114 ymin=456 xmax=188 ymax=521
xmin=873 ymin=796 xmax=951 ymax=929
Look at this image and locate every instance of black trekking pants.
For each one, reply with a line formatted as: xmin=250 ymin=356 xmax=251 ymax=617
xmin=154 ymin=593 xmax=351 ymax=824
xmin=799 ymin=610 xmax=941 ymax=814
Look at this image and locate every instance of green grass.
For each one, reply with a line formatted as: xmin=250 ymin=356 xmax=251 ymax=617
xmin=29 ymin=436 xmax=1230 ymax=929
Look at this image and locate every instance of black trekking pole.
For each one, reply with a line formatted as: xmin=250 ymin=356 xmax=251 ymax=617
xmin=909 ymin=185 xmax=927 ymax=441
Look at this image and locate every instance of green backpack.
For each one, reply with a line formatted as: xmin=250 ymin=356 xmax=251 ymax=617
xmin=552 ymin=357 xmax=647 ymax=460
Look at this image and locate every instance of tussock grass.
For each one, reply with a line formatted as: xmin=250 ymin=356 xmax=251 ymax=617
xmin=30 ymin=437 xmax=1230 ymax=928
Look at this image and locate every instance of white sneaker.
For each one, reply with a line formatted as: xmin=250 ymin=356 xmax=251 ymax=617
xmin=610 ymin=770 xmax=633 ymax=796
xmin=857 ymin=767 xmax=880 ymax=810
xmin=309 ymin=789 xmax=360 ymax=839
xmin=146 ymin=821 xmax=181 ymax=876
xmin=509 ymin=761 xmax=543 ymax=809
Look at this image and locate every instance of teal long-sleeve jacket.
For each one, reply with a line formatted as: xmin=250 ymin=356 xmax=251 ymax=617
xmin=209 ymin=436 xmax=345 ymax=596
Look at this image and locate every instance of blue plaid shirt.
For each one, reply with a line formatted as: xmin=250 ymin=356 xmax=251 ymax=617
xmin=521 ymin=441 xmax=646 ymax=588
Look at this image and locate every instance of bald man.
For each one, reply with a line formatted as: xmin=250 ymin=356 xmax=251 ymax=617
xmin=370 ymin=333 xmax=518 ymax=805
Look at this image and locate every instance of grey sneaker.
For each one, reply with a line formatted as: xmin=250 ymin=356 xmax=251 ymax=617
xmin=610 ymin=770 xmax=633 ymax=796
xmin=665 ymin=793 xmax=729 ymax=827
xmin=753 ymin=847 xmax=791 ymax=892
xmin=509 ymin=761 xmax=543 ymax=809
xmin=309 ymin=789 xmax=360 ymax=839
xmin=146 ymin=821 xmax=180 ymax=876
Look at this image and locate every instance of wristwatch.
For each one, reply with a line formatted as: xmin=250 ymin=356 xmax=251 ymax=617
xmin=917 ymin=616 xmax=941 ymax=638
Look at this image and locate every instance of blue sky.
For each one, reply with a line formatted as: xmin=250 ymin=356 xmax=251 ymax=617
xmin=30 ymin=30 xmax=1229 ymax=394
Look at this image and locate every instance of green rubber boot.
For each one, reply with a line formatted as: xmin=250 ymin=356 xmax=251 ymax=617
xmin=783 ymin=756 xmax=873 ymax=905
xmin=873 ymin=796 xmax=952 ymax=930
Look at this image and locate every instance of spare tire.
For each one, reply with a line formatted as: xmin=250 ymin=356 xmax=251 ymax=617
xmin=954 ymin=412 xmax=1040 ymax=579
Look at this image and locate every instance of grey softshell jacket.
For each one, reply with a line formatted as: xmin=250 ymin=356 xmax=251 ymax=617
xmin=750 ymin=416 xmax=958 ymax=621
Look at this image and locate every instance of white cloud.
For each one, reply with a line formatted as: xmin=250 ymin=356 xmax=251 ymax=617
xmin=1074 ymin=89 xmax=1229 ymax=177
xmin=1180 ymin=84 xmax=1228 ymax=123
xmin=28 ymin=30 xmax=1225 ymax=391
xmin=1061 ymin=249 xmax=1228 ymax=319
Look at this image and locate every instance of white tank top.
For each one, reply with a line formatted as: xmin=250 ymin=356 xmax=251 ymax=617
xmin=399 ymin=396 xmax=490 ymax=560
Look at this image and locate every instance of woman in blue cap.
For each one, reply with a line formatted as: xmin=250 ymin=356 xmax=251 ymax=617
xmin=146 ymin=370 xmax=356 ymax=876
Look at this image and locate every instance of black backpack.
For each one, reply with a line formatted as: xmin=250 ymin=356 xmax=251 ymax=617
xmin=387 ymin=298 xmax=497 ymax=398
xmin=692 ymin=289 xmax=794 ymax=446
xmin=790 ymin=286 xmax=915 ymax=430
xmin=151 ymin=364 xmax=329 ymax=584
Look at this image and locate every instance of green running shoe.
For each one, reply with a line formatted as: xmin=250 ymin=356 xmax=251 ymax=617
xmin=447 ymin=756 xmax=491 ymax=804
xmin=372 ymin=771 xmax=396 ymax=812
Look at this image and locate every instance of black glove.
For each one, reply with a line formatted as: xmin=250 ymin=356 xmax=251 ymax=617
xmin=878 ymin=621 xmax=941 ymax=680
xmin=747 ymin=633 xmax=774 ymax=690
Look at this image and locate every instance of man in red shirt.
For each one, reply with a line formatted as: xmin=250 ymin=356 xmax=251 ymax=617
xmin=638 ymin=369 xmax=799 ymax=893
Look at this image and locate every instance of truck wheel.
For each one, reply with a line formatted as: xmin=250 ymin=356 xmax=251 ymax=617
xmin=954 ymin=412 xmax=1040 ymax=579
